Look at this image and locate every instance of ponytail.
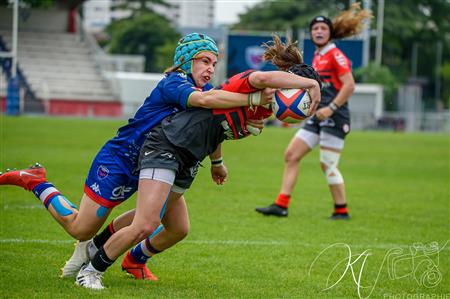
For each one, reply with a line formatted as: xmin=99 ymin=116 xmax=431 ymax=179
xmin=262 ymin=35 xmax=303 ymax=71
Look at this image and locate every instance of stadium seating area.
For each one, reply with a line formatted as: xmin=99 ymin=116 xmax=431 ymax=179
xmin=0 ymin=30 xmax=120 ymax=116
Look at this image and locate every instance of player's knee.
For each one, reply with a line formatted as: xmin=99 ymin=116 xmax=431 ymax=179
xmin=284 ymin=149 xmax=302 ymax=164
xmin=69 ymin=227 xmax=97 ymax=241
xmin=174 ymin=223 xmax=189 ymax=240
xmin=134 ymin=221 xmax=161 ymax=242
xmin=320 ymin=150 xmax=344 ymax=185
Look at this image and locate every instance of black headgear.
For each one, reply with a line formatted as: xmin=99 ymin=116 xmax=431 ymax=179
xmin=288 ymin=64 xmax=322 ymax=89
xmin=309 ymin=15 xmax=333 ymax=37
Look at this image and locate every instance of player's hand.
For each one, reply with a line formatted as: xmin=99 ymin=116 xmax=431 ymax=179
xmin=315 ymin=106 xmax=333 ymax=120
xmin=260 ymin=88 xmax=276 ymax=106
xmin=211 ymin=164 xmax=228 ymax=185
xmin=245 ymin=119 xmax=264 ymax=136
xmin=307 ymin=82 xmax=321 ymax=116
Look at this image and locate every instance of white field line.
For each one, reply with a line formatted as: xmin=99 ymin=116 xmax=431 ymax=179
xmin=3 ymin=204 xmax=44 ymax=210
xmin=0 ymin=238 xmax=449 ymax=251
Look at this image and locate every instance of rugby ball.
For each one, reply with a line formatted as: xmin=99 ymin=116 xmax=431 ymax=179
xmin=272 ymin=88 xmax=311 ymax=123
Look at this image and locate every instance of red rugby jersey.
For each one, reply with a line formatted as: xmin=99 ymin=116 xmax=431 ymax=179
xmin=213 ymin=70 xmax=272 ymax=139
xmin=312 ymin=43 xmax=351 ymax=107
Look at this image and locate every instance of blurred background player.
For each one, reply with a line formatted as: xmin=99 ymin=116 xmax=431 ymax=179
xmin=0 ymin=33 xmax=272 ymax=282
xmin=255 ymin=3 xmax=372 ymax=219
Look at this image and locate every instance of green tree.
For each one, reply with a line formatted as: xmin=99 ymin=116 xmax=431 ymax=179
xmin=441 ymin=62 xmax=450 ymax=108
xmin=234 ymin=0 xmax=348 ymax=32
xmin=106 ymin=12 xmax=179 ymax=72
xmin=0 ymin=0 xmax=54 ymax=8
xmin=354 ymin=63 xmax=399 ymax=110
xmin=154 ymin=40 xmax=178 ymax=72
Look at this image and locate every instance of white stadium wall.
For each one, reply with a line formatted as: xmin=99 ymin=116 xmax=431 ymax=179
xmin=105 ymin=72 xmax=164 ymax=117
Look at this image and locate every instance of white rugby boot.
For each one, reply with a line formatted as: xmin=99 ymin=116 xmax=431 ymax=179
xmin=61 ymin=239 xmax=92 ymax=278
xmin=75 ymin=264 xmax=104 ymax=290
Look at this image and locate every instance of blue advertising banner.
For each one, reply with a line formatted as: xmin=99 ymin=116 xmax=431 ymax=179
xmin=302 ymin=39 xmax=364 ymax=69
xmin=227 ymin=34 xmax=286 ymax=77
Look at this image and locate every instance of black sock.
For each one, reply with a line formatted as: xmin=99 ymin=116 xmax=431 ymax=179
xmin=93 ymin=221 xmax=115 ymax=249
xmin=91 ymin=246 xmax=115 ymax=272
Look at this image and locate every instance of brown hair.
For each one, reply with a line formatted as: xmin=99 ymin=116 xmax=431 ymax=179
xmin=262 ymin=35 xmax=303 ymax=71
xmin=332 ymin=2 xmax=373 ymax=39
xmin=164 ymin=59 xmax=185 ymax=74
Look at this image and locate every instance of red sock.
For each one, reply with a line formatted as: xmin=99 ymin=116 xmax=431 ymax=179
xmin=275 ymin=193 xmax=291 ymax=208
xmin=334 ymin=203 xmax=348 ymax=214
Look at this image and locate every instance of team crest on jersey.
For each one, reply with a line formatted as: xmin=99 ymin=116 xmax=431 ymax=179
xmin=245 ymin=46 xmax=266 ymax=69
xmin=97 ymin=165 xmax=109 ymax=180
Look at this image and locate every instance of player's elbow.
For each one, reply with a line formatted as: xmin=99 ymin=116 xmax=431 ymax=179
xmin=345 ymin=81 xmax=356 ymax=93
xmin=189 ymin=91 xmax=214 ymax=108
xmin=250 ymin=72 xmax=271 ymax=88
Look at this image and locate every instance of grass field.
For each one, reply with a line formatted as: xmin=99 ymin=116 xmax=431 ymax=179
xmin=0 ymin=116 xmax=449 ymax=298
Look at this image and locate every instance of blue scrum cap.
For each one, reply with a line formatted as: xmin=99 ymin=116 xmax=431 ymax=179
xmin=173 ymin=33 xmax=219 ymax=74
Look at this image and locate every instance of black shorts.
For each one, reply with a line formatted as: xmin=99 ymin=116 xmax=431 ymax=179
xmin=138 ymin=126 xmax=200 ymax=190
xmin=303 ymin=114 xmax=351 ymax=139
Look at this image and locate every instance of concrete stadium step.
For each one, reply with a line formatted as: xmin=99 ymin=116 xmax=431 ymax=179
xmin=0 ymin=30 xmax=117 ymax=103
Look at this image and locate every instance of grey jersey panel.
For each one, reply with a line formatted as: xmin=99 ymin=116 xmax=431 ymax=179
xmin=161 ymin=109 xmax=226 ymax=161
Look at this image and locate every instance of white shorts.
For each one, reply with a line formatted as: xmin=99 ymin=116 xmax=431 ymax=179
xmin=295 ymin=129 xmax=345 ymax=150
xmin=139 ymin=168 xmax=186 ymax=194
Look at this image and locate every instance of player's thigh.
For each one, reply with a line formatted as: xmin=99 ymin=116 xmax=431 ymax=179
xmin=285 ymin=130 xmax=317 ymax=161
xmin=74 ymin=193 xmax=113 ymax=238
xmin=133 ymin=179 xmax=172 ymax=229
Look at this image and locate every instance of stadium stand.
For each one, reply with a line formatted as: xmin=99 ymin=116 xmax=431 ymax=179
xmin=0 ymin=29 xmax=119 ymax=116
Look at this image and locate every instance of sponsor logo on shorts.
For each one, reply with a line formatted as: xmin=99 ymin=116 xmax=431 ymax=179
xmin=319 ymin=118 xmax=336 ymax=128
xmin=189 ymin=162 xmax=200 ymax=178
xmin=160 ymin=152 xmax=175 ymax=159
xmin=111 ymin=185 xmax=133 ymax=200
xmin=90 ymin=183 xmax=101 ymax=195
xmin=97 ymin=165 xmax=109 ymax=180
xmin=342 ymin=123 xmax=350 ymax=133
xmin=144 ymin=150 xmax=154 ymax=156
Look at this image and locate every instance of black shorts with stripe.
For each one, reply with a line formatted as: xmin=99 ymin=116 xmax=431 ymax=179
xmin=138 ymin=125 xmax=201 ymax=190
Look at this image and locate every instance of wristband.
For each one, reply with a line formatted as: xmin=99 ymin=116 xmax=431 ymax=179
xmin=329 ymin=102 xmax=339 ymax=112
xmin=211 ymin=157 xmax=223 ymax=167
xmin=248 ymin=91 xmax=262 ymax=110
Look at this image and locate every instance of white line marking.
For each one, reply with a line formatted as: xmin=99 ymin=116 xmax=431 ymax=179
xmin=3 ymin=204 xmax=44 ymax=210
xmin=0 ymin=238 xmax=449 ymax=251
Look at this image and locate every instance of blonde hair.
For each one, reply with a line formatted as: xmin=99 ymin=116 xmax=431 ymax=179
xmin=332 ymin=2 xmax=373 ymax=39
xmin=262 ymin=35 xmax=303 ymax=71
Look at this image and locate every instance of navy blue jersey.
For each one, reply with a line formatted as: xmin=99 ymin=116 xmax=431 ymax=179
xmin=103 ymin=72 xmax=213 ymax=173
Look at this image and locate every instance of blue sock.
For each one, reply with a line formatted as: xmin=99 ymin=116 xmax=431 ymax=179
xmin=130 ymin=224 xmax=164 ymax=264
xmin=32 ymin=182 xmax=76 ymax=215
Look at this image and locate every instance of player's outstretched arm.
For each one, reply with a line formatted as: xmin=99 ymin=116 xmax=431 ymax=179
xmin=187 ymin=89 xmax=272 ymax=109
